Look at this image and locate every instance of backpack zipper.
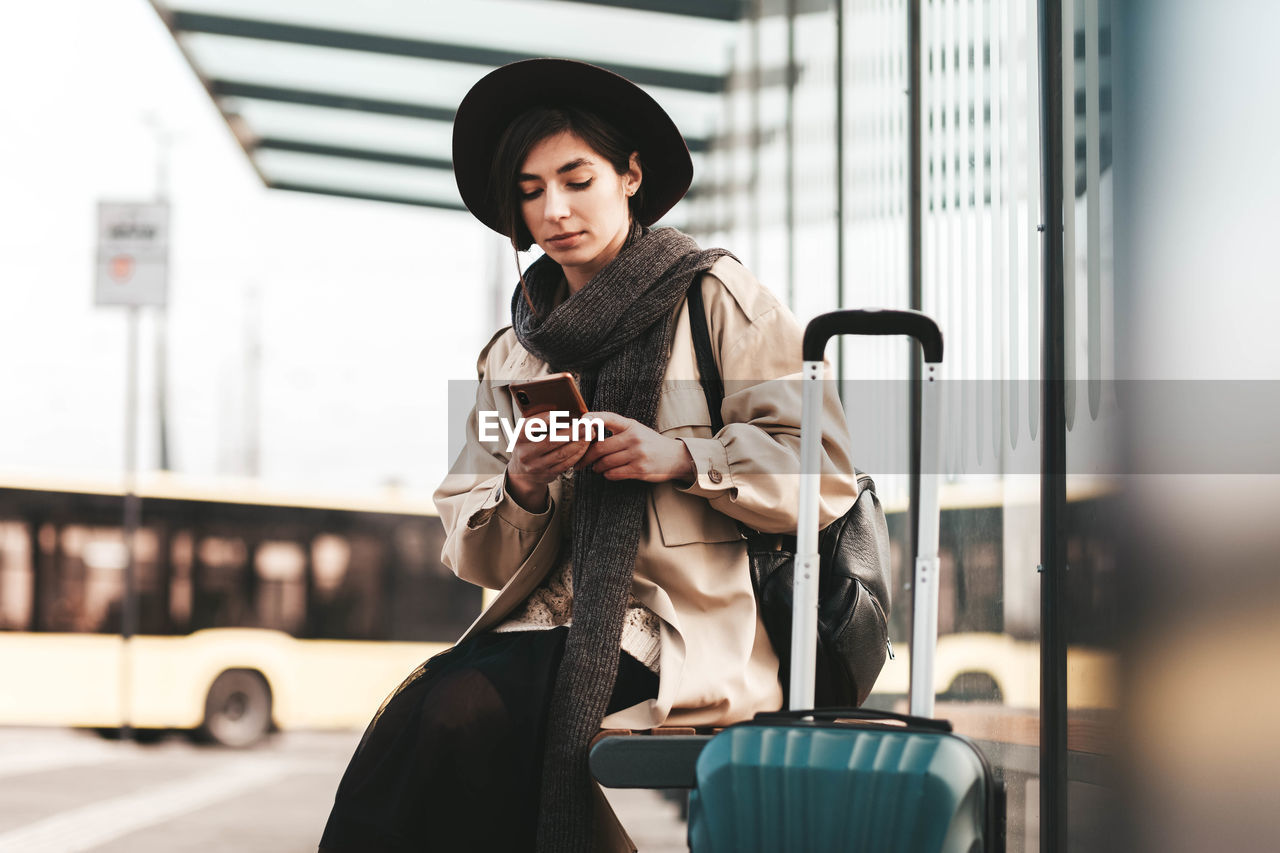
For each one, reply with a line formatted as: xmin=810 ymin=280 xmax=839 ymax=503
xmin=863 ymin=585 xmax=894 ymax=660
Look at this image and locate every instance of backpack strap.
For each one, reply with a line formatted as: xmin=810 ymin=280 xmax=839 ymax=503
xmin=686 ymin=277 xmax=725 ymax=434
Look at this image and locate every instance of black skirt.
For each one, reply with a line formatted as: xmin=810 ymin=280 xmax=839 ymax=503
xmin=319 ymin=626 xmax=659 ymax=852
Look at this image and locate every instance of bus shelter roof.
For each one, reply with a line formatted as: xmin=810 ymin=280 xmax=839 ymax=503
xmin=146 ymin=0 xmax=748 ymax=215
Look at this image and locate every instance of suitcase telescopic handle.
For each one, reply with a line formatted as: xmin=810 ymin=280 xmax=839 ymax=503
xmin=754 ymin=707 xmax=954 ymax=733
xmin=792 ymin=307 xmax=945 ymax=718
xmin=802 ymin=309 xmax=944 ymax=363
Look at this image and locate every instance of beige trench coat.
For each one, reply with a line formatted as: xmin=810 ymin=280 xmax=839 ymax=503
xmin=433 ymin=256 xmax=859 ymax=851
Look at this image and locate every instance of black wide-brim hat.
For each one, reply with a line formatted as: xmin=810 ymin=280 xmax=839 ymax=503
xmin=452 ymin=58 xmax=694 ymax=237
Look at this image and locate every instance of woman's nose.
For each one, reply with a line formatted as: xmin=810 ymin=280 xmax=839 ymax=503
xmin=542 ymin=186 xmax=570 ymax=221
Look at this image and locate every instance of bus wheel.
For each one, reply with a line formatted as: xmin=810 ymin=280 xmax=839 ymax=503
xmin=942 ymin=671 xmax=1004 ymax=703
xmin=200 ymin=669 xmax=272 ymax=748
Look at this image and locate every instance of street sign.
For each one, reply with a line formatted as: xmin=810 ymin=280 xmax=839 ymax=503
xmin=95 ymin=201 xmax=169 ymax=307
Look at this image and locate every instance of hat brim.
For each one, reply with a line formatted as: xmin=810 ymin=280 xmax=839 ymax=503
xmin=452 ymin=59 xmax=693 ymax=238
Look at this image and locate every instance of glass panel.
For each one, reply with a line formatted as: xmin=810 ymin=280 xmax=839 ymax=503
xmin=805 ymin=0 xmax=1052 ymax=847
xmin=181 ymin=33 xmax=489 ymax=106
xmin=1064 ymin=0 xmax=1119 ymax=848
xmin=915 ymin=2 xmax=1045 ymax=848
xmin=166 ymin=0 xmax=737 ymax=76
xmin=708 ymin=2 xmax=1062 ymax=847
xmin=706 ymin=10 xmax=792 ymax=297
xmin=255 ymin=149 xmax=464 ymax=202
xmin=226 ymin=99 xmax=454 ymax=157
xmin=187 ymin=36 xmax=725 ymax=145
xmin=163 ymin=0 xmax=736 ymax=207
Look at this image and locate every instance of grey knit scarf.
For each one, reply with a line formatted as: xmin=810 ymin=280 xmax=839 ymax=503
xmin=513 ymin=222 xmax=728 ymax=852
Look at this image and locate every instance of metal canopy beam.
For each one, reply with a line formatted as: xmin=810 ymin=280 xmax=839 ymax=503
xmin=212 ymin=79 xmax=713 ymax=152
xmin=526 ymin=0 xmax=831 ymax=18
xmin=552 ymin=0 xmax=746 ymax=20
xmin=255 ymin=138 xmax=453 ymax=171
xmin=172 ymin=11 xmax=727 ymax=93
xmin=268 ymin=181 xmax=468 ymax=211
xmin=255 ymin=133 xmax=706 ymax=167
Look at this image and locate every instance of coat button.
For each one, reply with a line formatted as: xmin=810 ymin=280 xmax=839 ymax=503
xmin=708 ymin=468 xmax=724 ymax=485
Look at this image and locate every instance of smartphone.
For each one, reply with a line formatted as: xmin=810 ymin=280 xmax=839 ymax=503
xmin=510 ymin=372 xmax=588 ymax=418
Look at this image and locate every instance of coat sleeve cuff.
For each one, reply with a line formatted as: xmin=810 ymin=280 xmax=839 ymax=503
xmin=676 ymin=436 xmax=737 ymax=499
xmin=466 ymin=474 xmax=555 ymax=533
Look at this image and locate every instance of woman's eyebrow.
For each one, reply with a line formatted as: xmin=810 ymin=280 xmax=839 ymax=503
xmin=555 ymin=158 xmax=592 ymax=174
xmin=517 ymin=158 xmax=594 ymax=181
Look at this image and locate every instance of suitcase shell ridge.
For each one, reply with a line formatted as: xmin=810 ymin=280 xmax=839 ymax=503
xmin=690 ymin=723 xmax=991 ymax=853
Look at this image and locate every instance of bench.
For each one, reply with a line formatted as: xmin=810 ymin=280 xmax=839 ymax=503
xmin=589 ymin=727 xmax=723 ymax=789
xmin=589 ymin=727 xmax=724 ymax=820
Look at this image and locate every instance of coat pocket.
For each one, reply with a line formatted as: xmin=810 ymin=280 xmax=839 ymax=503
xmin=655 ymin=384 xmax=715 ymax=436
xmin=651 ymin=485 xmax=744 ymax=546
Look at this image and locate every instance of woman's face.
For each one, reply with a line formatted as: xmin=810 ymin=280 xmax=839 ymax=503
xmin=517 ymin=130 xmax=641 ymax=291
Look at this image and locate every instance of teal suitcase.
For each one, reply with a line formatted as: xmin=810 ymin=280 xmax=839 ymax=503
xmin=688 ymin=708 xmax=1003 ymax=852
xmin=688 ymin=310 xmax=1004 ymax=853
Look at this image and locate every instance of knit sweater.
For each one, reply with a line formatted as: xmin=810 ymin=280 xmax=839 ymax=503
xmin=491 ymin=556 xmax=663 ymax=672
xmin=492 ymin=472 xmax=663 ymax=673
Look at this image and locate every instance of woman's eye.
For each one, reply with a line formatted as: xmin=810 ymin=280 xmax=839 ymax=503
xmin=519 ymin=188 xmax=542 ymax=201
xmin=568 ymin=179 xmax=593 ymax=190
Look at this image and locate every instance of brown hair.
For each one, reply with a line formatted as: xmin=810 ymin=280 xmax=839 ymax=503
xmin=488 ymin=106 xmax=646 ymax=252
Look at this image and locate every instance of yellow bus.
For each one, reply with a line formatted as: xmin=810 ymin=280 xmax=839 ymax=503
xmin=0 ymin=472 xmax=481 ymax=746
xmin=0 ymin=471 xmax=1116 ymax=746
xmin=866 ymin=476 xmax=1120 ymax=713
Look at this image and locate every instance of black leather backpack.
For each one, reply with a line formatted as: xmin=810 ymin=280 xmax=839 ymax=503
xmin=686 ymin=281 xmax=893 ymax=707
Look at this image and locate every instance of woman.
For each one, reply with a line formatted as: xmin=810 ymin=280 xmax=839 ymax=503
xmin=320 ymin=59 xmax=859 ymax=853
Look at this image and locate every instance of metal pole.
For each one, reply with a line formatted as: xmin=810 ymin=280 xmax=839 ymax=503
xmin=785 ymin=0 xmax=797 ymax=310
xmin=244 ymin=286 xmax=262 ymax=478
xmin=1037 ymin=0 xmax=1068 ymax=848
xmin=835 ymin=0 xmax=846 ymax=377
xmin=148 ymin=118 xmax=172 ymax=472
xmin=155 ymin=311 xmax=170 ymax=471
xmin=909 ymin=359 xmax=943 ymax=718
xmin=121 ymin=306 xmax=141 ymax=742
xmin=906 ymin=0 xmax=925 ymax=706
xmin=907 ymin=0 xmax=923 ymax=310
xmin=722 ymin=49 xmax=736 ymax=241
xmin=749 ymin=0 xmax=762 ymax=267
xmin=789 ymin=359 xmax=826 ymax=710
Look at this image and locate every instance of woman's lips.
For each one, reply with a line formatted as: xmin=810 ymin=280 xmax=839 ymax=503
xmin=547 ymin=231 xmax=585 ymax=249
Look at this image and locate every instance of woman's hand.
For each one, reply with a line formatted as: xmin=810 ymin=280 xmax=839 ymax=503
xmin=505 ymin=410 xmax=592 ymax=511
xmin=578 ymin=412 xmax=696 ymax=484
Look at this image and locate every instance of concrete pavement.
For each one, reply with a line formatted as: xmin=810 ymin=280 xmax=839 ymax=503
xmin=0 ymin=727 xmax=688 ymax=852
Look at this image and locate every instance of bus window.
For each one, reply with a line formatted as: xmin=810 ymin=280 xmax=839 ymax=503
xmin=304 ymin=532 xmax=384 ymax=640
xmin=169 ymin=529 xmax=194 ymax=628
xmin=56 ymin=525 xmax=168 ymax=635
xmin=0 ymin=521 xmax=32 ymax=630
xmin=193 ymin=534 xmax=250 ymax=630
xmin=311 ymin=534 xmax=349 ymax=594
xmin=940 ymin=506 xmax=1004 ymax=636
xmin=76 ymin=527 xmax=127 ymax=633
xmin=254 ymin=541 xmax=306 ymax=634
xmin=386 ymin=519 xmax=476 ymax=642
